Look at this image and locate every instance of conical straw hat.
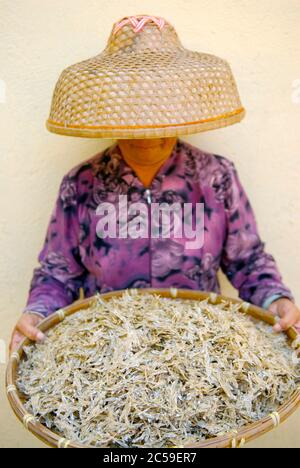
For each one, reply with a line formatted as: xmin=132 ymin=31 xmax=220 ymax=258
xmin=46 ymin=14 xmax=245 ymax=139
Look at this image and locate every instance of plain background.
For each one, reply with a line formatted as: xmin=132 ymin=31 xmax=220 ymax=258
xmin=0 ymin=0 xmax=299 ymax=448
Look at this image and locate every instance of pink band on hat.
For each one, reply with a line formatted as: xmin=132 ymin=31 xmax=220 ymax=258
xmin=113 ymin=15 xmax=165 ymax=35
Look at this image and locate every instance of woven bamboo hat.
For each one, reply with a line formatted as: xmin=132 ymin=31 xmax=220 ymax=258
xmin=46 ymin=14 xmax=246 ymax=139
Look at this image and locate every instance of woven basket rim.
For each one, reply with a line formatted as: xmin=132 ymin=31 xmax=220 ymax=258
xmin=6 ymin=288 xmax=300 ymax=449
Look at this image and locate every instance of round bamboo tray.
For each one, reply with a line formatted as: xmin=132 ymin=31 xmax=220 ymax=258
xmin=6 ymin=288 xmax=300 ymax=449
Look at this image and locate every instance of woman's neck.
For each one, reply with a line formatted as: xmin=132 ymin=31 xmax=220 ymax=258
xmin=117 ymin=137 xmax=178 ymax=187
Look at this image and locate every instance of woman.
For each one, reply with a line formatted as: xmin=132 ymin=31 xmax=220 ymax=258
xmin=9 ymin=15 xmax=300 ymax=349
xmin=10 ymin=136 xmax=300 ymax=350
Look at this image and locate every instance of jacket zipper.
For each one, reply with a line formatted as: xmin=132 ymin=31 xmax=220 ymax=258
xmin=144 ymin=188 xmax=152 ymax=287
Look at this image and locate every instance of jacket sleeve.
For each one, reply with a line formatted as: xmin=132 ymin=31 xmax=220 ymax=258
xmin=23 ymin=174 xmax=86 ymax=317
xmin=219 ymin=159 xmax=294 ymax=308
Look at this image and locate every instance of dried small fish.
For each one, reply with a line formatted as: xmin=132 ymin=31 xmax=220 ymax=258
xmin=17 ymin=292 xmax=299 ymax=448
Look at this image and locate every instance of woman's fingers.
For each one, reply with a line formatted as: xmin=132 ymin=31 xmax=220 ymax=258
xmin=269 ymin=298 xmax=300 ymax=333
xmin=17 ymin=319 xmax=45 ymax=342
xmin=9 ymin=329 xmax=24 ymax=353
xmin=10 ymin=314 xmax=45 ymax=354
xmin=273 ymin=312 xmax=297 ymax=333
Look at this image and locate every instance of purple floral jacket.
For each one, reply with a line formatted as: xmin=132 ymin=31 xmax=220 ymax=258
xmin=24 ymin=138 xmax=293 ymax=317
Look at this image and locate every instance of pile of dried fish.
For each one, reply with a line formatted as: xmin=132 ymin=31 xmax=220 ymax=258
xmin=17 ymin=291 xmax=300 ymax=447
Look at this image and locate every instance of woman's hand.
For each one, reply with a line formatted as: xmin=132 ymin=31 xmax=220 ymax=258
xmin=268 ymin=298 xmax=300 ymax=334
xmin=9 ymin=313 xmax=45 ymax=353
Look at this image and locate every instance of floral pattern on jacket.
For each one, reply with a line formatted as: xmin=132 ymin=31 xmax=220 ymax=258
xmin=24 ymin=138 xmax=293 ymax=316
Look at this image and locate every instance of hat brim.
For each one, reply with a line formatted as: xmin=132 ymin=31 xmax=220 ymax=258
xmin=46 ymin=107 xmax=245 ymax=139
